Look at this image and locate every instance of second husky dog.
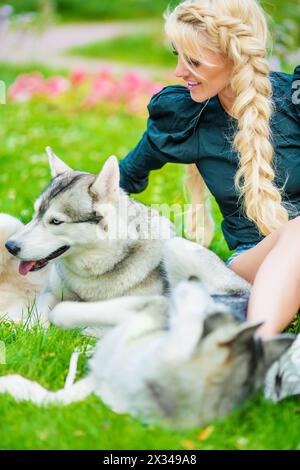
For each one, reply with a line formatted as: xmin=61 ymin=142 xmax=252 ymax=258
xmin=0 ymin=238 xmax=293 ymax=428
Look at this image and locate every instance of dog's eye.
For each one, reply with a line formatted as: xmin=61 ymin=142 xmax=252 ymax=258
xmin=50 ymin=219 xmax=63 ymax=226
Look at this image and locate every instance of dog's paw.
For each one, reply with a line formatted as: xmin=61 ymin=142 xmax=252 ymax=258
xmin=49 ymin=302 xmax=75 ymax=329
xmin=131 ymin=295 xmax=167 ymax=315
xmin=48 ymin=303 xmax=66 ymax=328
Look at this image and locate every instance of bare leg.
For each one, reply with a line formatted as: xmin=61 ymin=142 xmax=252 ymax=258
xmin=229 ymin=217 xmax=300 ymax=338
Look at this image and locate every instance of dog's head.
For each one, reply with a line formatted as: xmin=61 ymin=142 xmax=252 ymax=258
xmin=148 ymin=280 xmax=294 ymax=428
xmin=5 ymin=148 xmax=124 ymax=276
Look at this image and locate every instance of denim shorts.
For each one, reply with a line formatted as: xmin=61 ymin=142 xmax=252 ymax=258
xmin=226 ymin=242 xmax=258 ymax=267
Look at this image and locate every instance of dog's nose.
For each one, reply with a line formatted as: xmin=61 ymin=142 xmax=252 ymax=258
xmin=5 ymin=240 xmax=21 ymax=256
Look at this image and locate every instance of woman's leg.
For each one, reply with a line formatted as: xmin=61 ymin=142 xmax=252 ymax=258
xmin=228 ymin=216 xmax=300 ymax=338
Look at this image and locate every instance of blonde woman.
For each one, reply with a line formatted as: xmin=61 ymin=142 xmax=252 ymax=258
xmin=119 ymin=0 xmax=300 ymax=339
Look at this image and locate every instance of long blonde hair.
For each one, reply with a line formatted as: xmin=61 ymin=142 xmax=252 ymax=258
xmin=165 ymin=0 xmax=291 ymax=246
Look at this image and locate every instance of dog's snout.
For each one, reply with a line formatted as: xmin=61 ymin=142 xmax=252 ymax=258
xmin=5 ymin=240 xmax=21 ymax=256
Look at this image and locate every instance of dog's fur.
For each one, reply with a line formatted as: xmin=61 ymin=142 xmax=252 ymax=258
xmin=1 ymin=149 xmax=176 ymax=326
xmin=265 ymin=334 xmax=300 ymax=402
xmin=0 ymin=238 xmax=293 ymax=428
xmin=0 ymin=213 xmax=48 ymax=322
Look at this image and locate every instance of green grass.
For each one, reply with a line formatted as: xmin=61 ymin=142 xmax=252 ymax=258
xmin=1 ymin=0 xmax=180 ymax=20
xmin=68 ymin=31 xmax=177 ymax=69
xmin=1 ymin=322 xmax=300 ymax=450
xmin=0 ymin=62 xmax=299 ymax=449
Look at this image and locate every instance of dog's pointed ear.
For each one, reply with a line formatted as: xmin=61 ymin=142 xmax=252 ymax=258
xmin=219 ymin=321 xmax=263 ymax=348
xmin=90 ymin=155 xmax=120 ymax=199
xmin=46 ymin=147 xmax=73 ymax=178
xmin=202 ymin=311 xmax=234 ymax=338
xmin=262 ymin=334 xmax=295 ymax=370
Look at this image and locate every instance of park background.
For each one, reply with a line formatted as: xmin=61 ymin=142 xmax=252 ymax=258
xmin=0 ymin=0 xmax=299 ymax=450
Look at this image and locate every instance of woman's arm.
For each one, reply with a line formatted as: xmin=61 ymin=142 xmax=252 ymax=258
xmin=118 ymin=85 xmax=203 ymax=195
xmin=118 ymin=86 xmax=214 ymax=247
xmin=119 ymin=130 xmax=169 ymax=194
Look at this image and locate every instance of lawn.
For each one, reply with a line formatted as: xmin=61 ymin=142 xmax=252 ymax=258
xmin=68 ymin=31 xmax=177 ymax=69
xmin=0 ymin=63 xmax=299 ymax=450
xmin=1 ymin=0 xmax=181 ymax=20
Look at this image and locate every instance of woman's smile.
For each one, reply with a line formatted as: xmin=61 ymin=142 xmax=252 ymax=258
xmin=186 ymin=81 xmax=202 ymax=90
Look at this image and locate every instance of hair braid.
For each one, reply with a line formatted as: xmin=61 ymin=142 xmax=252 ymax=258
xmin=165 ymin=0 xmax=291 ymax=241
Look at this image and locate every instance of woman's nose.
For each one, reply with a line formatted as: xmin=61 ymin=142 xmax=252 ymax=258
xmin=175 ymin=57 xmax=189 ymax=79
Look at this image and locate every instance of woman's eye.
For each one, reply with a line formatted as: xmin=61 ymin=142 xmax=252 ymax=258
xmin=50 ymin=219 xmax=63 ymax=226
xmin=188 ymin=58 xmax=201 ymax=67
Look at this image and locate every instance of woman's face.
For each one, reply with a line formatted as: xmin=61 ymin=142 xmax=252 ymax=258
xmin=174 ymin=47 xmax=234 ymax=103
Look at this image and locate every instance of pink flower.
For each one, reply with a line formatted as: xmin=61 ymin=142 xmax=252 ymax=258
xmin=96 ymin=67 xmax=113 ymax=81
xmin=9 ymin=72 xmax=70 ymax=101
xmin=70 ymin=68 xmax=87 ymax=85
xmin=46 ymin=77 xmax=70 ymax=95
xmin=9 ymin=72 xmax=44 ymax=102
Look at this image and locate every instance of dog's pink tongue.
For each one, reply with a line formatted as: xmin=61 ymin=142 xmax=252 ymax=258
xmin=19 ymin=261 xmax=35 ymax=276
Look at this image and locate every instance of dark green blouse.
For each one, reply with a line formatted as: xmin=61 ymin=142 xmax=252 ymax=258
xmin=119 ymin=66 xmax=300 ymax=250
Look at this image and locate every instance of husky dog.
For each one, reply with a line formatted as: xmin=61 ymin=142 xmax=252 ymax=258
xmin=0 ymin=213 xmax=48 ymax=322
xmin=3 ymin=148 xmax=175 ymax=325
xmin=0 ymin=238 xmax=293 ymax=428
xmin=2 ymin=148 xmax=252 ymax=326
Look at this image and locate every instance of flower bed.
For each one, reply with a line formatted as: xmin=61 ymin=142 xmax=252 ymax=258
xmin=8 ymin=68 xmax=165 ymax=115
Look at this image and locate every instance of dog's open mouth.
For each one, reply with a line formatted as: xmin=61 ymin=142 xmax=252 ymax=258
xmin=19 ymin=245 xmax=70 ymax=276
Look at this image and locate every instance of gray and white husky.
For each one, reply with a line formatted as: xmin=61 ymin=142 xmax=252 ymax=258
xmin=2 ymin=148 xmax=174 ymax=325
xmin=0 ymin=238 xmax=294 ymax=428
xmin=1 ymin=147 xmax=251 ymax=326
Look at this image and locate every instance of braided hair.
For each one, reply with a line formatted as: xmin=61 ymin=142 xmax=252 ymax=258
xmin=165 ymin=0 xmax=292 ymax=243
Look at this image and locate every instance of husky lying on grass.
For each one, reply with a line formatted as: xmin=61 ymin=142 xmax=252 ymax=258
xmin=0 ymin=236 xmax=297 ymax=429
xmin=1 ymin=148 xmax=175 ymax=326
xmin=1 ymin=148 xmax=251 ymax=326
